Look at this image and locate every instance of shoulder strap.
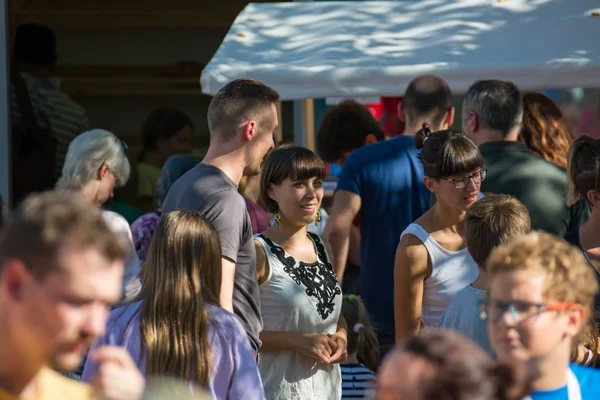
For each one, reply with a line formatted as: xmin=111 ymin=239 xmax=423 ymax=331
xmin=567 ymin=367 xmax=582 ymax=400
xmin=254 ymin=233 xmax=267 ymax=245
xmin=11 ymin=65 xmax=37 ymax=125
xmin=400 ymin=223 xmax=439 ymax=266
xmin=307 ymin=231 xmax=321 ymax=245
xmin=307 ymin=232 xmax=332 ymax=266
xmin=400 ymin=223 xmax=429 ymax=243
xmin=254 ymin=234 xmax=274 ymax=284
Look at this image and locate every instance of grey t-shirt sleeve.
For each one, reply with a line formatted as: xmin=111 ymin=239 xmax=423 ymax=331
xmin=201 ymin=190 xmax=246 ymax=264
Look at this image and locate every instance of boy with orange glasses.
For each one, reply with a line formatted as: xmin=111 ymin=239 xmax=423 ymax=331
xmin=484 ymin=231 xmax=600 ymax=399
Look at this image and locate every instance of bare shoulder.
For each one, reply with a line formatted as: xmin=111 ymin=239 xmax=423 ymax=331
xmin=254 ymin=237 xmax=270 ymax=284
xmin=254 ymin=238 xmax=267 ymax=263
xmin=396 ymin=233 xmax=430 ymax=278
xmin=397 ymin=234 xmax=428 ymax=261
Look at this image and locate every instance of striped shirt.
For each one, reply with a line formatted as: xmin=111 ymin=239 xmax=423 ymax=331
xmin=341 ymin=362 xmax=377 ymax=399
xmin=11 ymin=72 xmax=90 ymax=178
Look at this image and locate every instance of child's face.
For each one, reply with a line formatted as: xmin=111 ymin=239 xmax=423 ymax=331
xmin=487 ymin=270 xmax=580 ymax=364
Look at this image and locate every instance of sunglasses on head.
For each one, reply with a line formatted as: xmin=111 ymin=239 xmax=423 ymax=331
xmin=117 ymin=138 xmax=128 ymax=155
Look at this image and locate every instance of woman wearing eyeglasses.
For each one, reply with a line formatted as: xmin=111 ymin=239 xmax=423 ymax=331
xmin=56 ymin=129 xmax=141 ymax=297
xmin=394 ymin=124 xmax=481 ymax=343
xmin=54 ymin=128 xmax=142 ymax=381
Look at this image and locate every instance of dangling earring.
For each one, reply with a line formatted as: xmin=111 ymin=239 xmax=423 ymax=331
xmin=274 ymin=212 xmax=281 ymax=229
xmin=314 ymin=209 xmax=322 ymax=226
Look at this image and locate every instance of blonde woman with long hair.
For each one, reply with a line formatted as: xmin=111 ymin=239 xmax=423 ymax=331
xmin=81 ymin=210 xmax=265 ymax=399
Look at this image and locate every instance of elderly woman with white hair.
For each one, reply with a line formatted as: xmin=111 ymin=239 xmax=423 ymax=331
xmin=56 ymin=129 xmax=141 ymax=296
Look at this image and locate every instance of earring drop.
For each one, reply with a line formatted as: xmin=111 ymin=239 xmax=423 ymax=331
xmin=314 ymin=209 xmax=322 ymax=226
xmin=274 ymin=212 xmax=281 ymax=228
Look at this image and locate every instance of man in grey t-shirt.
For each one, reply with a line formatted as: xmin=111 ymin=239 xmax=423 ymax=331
xmin=162 ymin=79 xmax=279 ymax=352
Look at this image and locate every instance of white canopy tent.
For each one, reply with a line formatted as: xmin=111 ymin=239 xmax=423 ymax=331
xmin=201 ymin=0 xmax=600 ymax=100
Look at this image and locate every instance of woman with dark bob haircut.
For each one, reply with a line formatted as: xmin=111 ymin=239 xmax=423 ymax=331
xmin=394 ymin=125 xmax=481 ymax=342
xmin=376 ymin=330 xmax=532 ymax=400
xmin=255 ymin=144 xmax=346 ymax=399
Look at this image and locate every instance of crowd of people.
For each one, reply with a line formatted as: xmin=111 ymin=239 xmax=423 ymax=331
xmin=3 ymin=22 xmax=600 ymax=400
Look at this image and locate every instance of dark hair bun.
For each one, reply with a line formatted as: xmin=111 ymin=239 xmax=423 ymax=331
xmin=414 ymin=122 xmax=432 ymax=149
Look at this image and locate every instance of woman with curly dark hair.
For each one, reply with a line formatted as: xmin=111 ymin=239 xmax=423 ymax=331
xmin=519 ymin=92 xmax=574 ymax=169
xmin=316 ymin=100 xmax=385 ymax=166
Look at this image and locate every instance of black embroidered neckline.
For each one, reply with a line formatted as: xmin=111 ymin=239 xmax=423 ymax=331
xmin=259 ymin=233 xmax=341 ymax=320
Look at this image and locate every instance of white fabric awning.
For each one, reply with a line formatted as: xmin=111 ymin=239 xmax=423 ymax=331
xmin=201 ymin=0 xmax=600 ymax=100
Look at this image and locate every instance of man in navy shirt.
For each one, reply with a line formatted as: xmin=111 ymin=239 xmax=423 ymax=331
xmin=324 ymin=75 xmax=454 ymax=358
xmin=316 ymin=100 xmax=387 ymax=294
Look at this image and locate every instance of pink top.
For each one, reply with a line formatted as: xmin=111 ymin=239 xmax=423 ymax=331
xmin=245 ymin=198 xmax=270 ymax=234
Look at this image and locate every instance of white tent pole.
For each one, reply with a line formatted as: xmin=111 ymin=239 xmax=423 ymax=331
xmin=0 ymin=0 xmax=11 ymax=211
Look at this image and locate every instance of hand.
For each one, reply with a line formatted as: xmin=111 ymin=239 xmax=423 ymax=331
xmin=295 ymin=334 xmax=338 ymax=363
xmin=327 ymin=334 xmax=348 ymax=364
xmin=88 ymin=346 xmax=145 ymax=400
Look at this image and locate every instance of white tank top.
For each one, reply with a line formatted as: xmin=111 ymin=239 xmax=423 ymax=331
xmin=400 ymin=223 xmax=479 ymax=330
xmin=255 ymin=232 xmax=342 ymax=400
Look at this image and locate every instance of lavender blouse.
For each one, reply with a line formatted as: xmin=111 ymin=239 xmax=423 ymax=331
xmin=81 ymin=302 xmax=265 ymax=400
xmin=130 ymin=211 xmax=161 ymax=263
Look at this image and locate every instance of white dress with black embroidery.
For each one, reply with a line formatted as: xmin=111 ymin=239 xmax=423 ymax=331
xmin=255 ymin=232 xmax=342 ymax=400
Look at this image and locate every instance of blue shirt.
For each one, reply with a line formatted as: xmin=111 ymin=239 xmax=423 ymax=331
xmin=336 ymin=136 xmax=430 ymax=333
xmin=530 ymin=364 xmax=600 ymax=399
xmin=439 ymin=284 xmax=492 ymax=355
